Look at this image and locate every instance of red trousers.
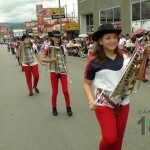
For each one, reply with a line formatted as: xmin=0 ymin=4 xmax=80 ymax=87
xmin=95 ymin=104 xmax=130 ymax=150
xmin=22 ymin=64 xmax=39 ymax=93
xmin=50 ymin=72 xmax=70 ymax=108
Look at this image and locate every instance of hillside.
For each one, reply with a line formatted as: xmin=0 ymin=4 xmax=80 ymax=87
xmin=0 ymin=22 xmax=25 ymax=30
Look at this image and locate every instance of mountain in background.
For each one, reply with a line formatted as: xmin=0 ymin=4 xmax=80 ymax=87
xmin=0 ymin=22 xmax=25 ymax=30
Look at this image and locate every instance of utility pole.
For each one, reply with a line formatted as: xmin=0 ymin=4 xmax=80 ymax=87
xmin=58 ymin=0 xmax=62 ymax=33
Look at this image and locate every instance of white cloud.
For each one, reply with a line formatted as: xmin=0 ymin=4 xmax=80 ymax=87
xmin=0 ymin=0 xmax=78 ymax=22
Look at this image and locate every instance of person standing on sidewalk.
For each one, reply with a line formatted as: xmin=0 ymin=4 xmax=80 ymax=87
xmin=19 ymin=34 xmax=45 ymax=96
xmin=41 ymin=30 xmax=73 ymax=116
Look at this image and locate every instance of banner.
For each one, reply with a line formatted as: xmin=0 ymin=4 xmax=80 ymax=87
xmin=38 ymin=26 xmax=44 ymax=35
xmin=0 ymin=26 xmax=8 ymax=35
xmin=37 ymin=14 xmax=45 ymax=25
xmin=44 ymin=8 xmax=52 ymax=18
xmin=36 ymin=4 xmax=45 ymax=26
xmin=25 ymin=22 xmax=36 ymax=28
xmin=141 ymin=20 xmax=150 ymax=31
xmin=51 ymin=8 xmax=65 ymax=19
xmin=0 ymin=26 xmax=8 ymax=32
xmin=36 ymin=4 xmax=44 ymax=15
xmin=46 ymin=26 xmax=54 ymax=32
xmin=131 ymin=21 xmax=141 ymax=33
xmin=65 ymin=23 xmax=79 ymax=31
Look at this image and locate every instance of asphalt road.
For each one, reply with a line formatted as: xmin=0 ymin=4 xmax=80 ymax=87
xmin=0 ymin=45 xmax=150 ymax=150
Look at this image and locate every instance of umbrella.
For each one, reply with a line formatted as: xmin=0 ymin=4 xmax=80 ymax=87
xmin=63 ymin=40 xmax=68 ymax=44
xmin=131 ymin=28 xmax=147 ymax=37
xmin=66 ymin=42 xmax=74 ymax=48
xmin=79 ymin=34 xmax=88 ymax=38
xmin=74 ymin=38 xmax=81 ymax=42
xmin=73 ymin=44 xmax=81 ymax=47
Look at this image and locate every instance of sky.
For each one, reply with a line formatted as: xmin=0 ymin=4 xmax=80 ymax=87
xmin=0 ymin=0 xmax=78 ymax=23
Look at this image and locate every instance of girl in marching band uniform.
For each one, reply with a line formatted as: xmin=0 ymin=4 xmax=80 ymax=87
xmin=19 ymin=34 xmax=45 ymax=96
xmin=83 ymin=23 xmax=129 ymax=150
xmin=41 ymin=30 xmax=73 ymax=116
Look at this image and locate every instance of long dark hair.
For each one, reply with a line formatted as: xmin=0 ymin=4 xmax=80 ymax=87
xmin=93 ymin=36 xmax=123 ymax=64
xmin=51 ymin=37 xmax=62 ymax=46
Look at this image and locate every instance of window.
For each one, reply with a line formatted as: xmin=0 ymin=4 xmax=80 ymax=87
xmin=132 ymin=3 xmax=140 ymax=21
xmin=90 ymin=14 xmax=93 ymax=25
xmin=132 ymin=1 xmax=150 ymax=21
xmin=114 ymin=7 xmax=121 ymax=22
xmin=141 ymin=0 xmax=150 ymax=20
xmin=106 ymin=9 xmax=113 ymax=23
xmin=86 ymin=15 xmax=90 ymax=26
xmin=86 ymin=14 xmax=93 ymax=32
xmin=100 ymin=10 xmax=106 ymax=24
xmin=100 ymin=7 xmax=120 ymax=24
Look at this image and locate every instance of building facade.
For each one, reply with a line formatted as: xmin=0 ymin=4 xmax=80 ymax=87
xmin=78 ymin=0 xmax=150 ymax=35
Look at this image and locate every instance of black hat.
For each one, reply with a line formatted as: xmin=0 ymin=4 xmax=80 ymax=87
xmin=125 ymin=33 xmax=130 ymax=36
xmin=92 ymin=23 xmax=122 ymax=42
xmin=21 ymin=34 xmax=31 ymax=41
xmin=51 ymin=30 xmax=62 ymax=37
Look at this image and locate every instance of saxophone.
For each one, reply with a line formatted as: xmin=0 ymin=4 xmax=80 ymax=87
xmin=110 ymin=50 xmax=141 ymax=99
xmin=108 ymin=48 xmax=147 ymax=106
xmin=95 ymin=46 xmax=148 ymax=113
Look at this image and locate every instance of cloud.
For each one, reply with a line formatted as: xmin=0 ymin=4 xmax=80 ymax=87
xmin=0 ymin=0 xmax=77 ymax=22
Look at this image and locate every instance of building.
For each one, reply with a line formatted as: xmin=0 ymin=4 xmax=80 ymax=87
xmin=78 ymin=0 xmax=150 ymax=35
xmin=13 ymin=29 xmax=26 ymax=37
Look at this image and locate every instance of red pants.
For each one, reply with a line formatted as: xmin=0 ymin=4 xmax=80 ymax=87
xmin=50 ymin=72 xmax=70 ymax=108
xmin=95 ymin=104 xmax=130 ymax=150
xmin=22 ymin=64 xmax=39 ymax=92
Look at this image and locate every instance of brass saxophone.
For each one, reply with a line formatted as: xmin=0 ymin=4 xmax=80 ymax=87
xmin=95 ymin=46 xmax=148 ymax=113
xmin=110 ymin=51 xmax=140 ymax=99
xmin=109 ymin=48 xmax=148 ymax=103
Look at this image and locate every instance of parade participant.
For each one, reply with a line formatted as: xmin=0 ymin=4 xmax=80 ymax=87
xmin=15 ymin=37 xmax=21 ymax=65
xmin=87 ymin=43 xmax=94 ymax=59
xmin=118 ymin=33 xmax=126 ymax=49
xmin=41 ymin=30 xmax=73 ymax=116
xmin=83 ymin=23 xmax=130 ymax=150
xmin=41 ymin=37 xmax=51 ymax=51
xmin=140 ymin=34 xmax=149 ymax=82
xmin=19 ymin=34 xmax=45 ymax=96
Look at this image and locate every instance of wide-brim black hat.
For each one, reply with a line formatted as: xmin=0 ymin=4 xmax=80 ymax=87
xmin=51 ymin=30 xmax=62 ymax=37
xmin=21 ymin=34 xmax=31 ymax=41
xmin=92 ymin=23 xmax=122 ymax=42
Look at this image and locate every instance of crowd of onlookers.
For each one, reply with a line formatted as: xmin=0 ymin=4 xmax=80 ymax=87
xmin=5 ymin=35 xmax=95 ymax=59
xmin=118 ymin=31 xmax=150 ymax=83
xmin=3 ymin=30 xmax=150 ymax=83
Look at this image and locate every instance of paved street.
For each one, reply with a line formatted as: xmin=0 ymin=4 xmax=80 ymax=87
xmin=0 ymin=45 xmax=150 ymax=150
